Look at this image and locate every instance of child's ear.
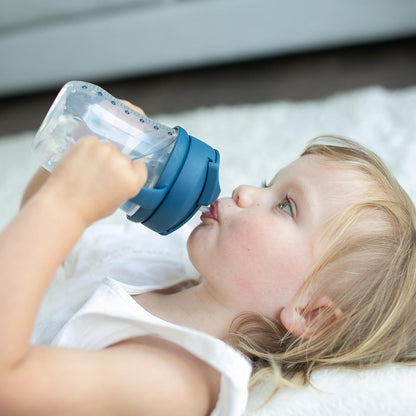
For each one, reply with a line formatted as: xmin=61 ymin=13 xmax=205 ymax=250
xmin=279 ymin=296 xmax=343 ymax=339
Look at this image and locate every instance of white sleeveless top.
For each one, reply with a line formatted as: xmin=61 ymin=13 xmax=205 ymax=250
xmin=32 ymin=220 xmax=252 ymax=416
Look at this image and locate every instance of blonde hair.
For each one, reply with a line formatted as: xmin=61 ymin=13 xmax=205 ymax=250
xmin=226 ymin=136 xmax=416 ymax=390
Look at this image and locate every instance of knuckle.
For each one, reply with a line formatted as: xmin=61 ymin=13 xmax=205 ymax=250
xmin=80 ymin=135 xmax=99 ymax=145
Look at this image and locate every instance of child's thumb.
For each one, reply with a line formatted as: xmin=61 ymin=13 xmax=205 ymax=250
xmin=131 ymin=160 xmax=148 ymax=189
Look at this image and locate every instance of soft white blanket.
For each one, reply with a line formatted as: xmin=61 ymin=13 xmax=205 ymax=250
xmin=1 ymin=85 xmax=416 ymax=414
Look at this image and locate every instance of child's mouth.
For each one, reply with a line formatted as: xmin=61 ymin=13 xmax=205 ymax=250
xmin=200 ymin=201 xmax=219 ymax=222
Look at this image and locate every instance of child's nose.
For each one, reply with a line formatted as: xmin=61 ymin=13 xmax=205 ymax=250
xmin=232 ymin=185 xmax=259 ymax=208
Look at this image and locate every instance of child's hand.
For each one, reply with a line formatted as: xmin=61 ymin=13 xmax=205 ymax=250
xmin=119 ymin=100 xmax=146 ymax=116
xmin=44 ymin=136 xmax=147 ymax=225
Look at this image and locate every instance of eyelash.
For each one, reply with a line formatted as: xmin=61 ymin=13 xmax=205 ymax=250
xmin=261 ymin=180 xmax=295 ymax=217
xmin=278 ymin=195 xmax=294 ymax=217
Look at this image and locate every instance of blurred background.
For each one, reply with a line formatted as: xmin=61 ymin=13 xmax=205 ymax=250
xmin=1 ymin=0 xmax=416 ymax=136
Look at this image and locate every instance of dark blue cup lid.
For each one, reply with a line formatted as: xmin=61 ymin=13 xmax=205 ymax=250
xmin=127 ymin=126 xmax=220 ymax=235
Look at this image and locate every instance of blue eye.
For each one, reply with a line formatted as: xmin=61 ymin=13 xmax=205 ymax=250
xmin=279 ymin=195 xmax=294 ymax=217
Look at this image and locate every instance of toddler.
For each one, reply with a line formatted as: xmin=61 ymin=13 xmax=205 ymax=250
xmin=0 ymin=124 xmax=414 ymax=415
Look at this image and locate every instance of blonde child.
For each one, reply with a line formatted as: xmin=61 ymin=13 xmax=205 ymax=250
xmin=0 ymin=114 xmax=414 ymax=415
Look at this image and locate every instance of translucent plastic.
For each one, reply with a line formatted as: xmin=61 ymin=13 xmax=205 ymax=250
xmin=33 ymin=81 xmax=178 ymax=215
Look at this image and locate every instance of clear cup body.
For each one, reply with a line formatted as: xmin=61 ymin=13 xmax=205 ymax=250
xmin=33 ymin=81 xmax=178 ymax=215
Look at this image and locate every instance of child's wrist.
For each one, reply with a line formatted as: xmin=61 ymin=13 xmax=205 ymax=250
xmin=36 ymin=180 xmax=92 ymax=230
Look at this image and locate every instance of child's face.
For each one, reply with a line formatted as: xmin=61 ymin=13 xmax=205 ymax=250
xmin=187 ymin=154 xmax=366 ymax=318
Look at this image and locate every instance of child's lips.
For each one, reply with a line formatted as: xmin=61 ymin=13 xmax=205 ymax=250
xmin=201 ymin=200 xmax=219 ymax=222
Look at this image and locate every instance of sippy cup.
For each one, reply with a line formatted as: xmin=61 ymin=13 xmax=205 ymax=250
xmin=32 ymin=81 xmax=220 ymax=235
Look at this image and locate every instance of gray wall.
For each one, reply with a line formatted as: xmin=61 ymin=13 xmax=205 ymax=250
xmin=1 ymin=0 xmax=416 ymax=97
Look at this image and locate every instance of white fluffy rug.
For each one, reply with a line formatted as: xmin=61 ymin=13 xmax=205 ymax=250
xmin=1 ymin=85 xmax=416 ymax=415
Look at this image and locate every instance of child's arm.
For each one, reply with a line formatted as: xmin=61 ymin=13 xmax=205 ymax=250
xmin=0 ymin=136 xmax=147 ymax=367
xmin=20 ymin=166 xmax=50 ymax=207
xmin=0 ymin=137 xmax=218 ymax=415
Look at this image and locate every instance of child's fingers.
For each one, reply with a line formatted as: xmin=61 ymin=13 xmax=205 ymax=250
xmin=119 ymin=99 xmax=146 ymax=116
xmin=46 ymin=136 xmax=148 ymax=223
xmin=130 ymin=159 xmax=148 ymax=189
